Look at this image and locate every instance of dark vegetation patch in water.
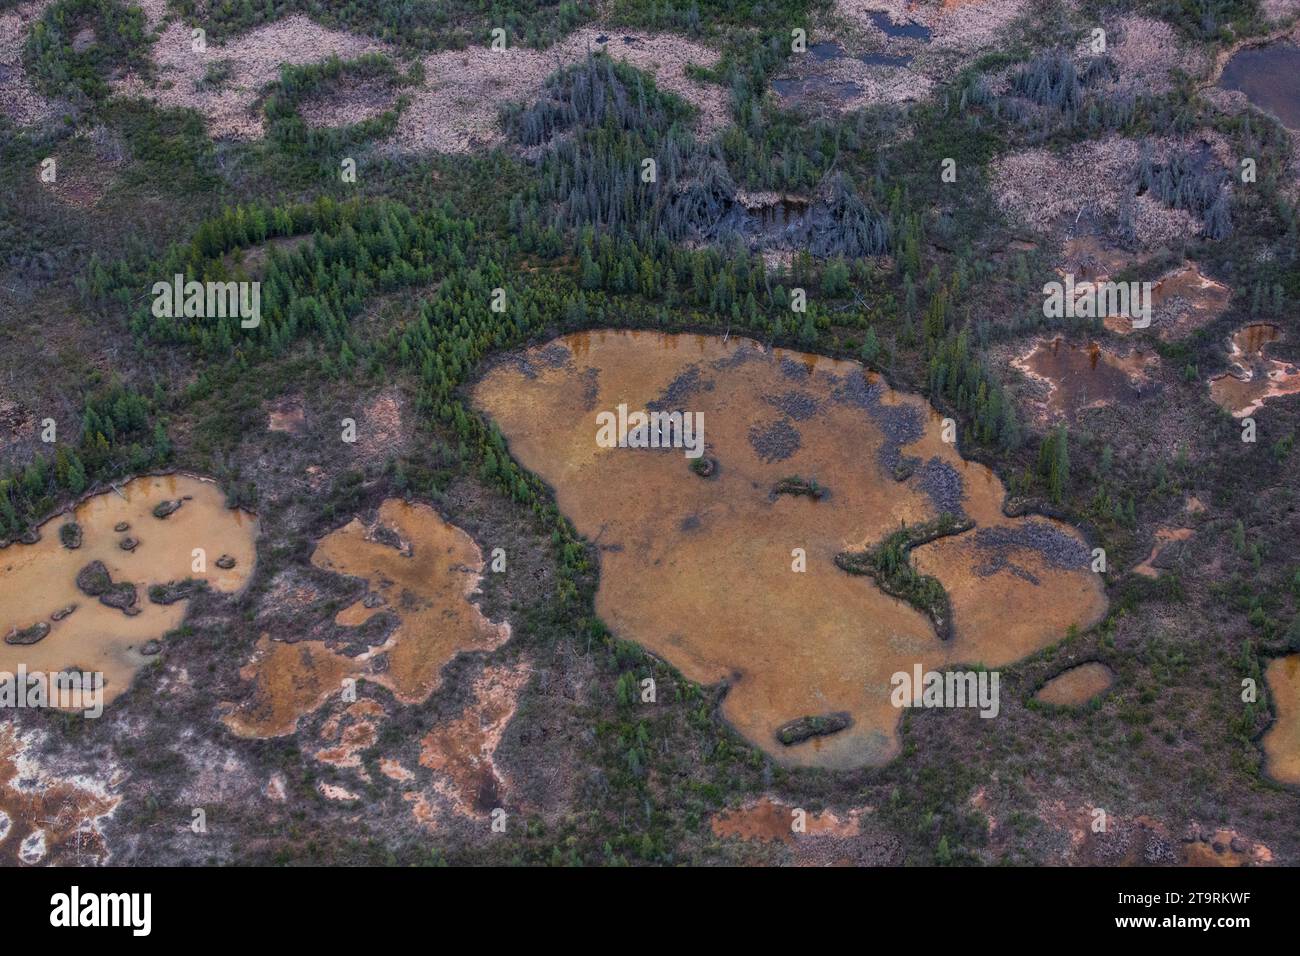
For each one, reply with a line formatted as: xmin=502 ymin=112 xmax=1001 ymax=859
xmin=710 ymin=341 xmax=767 ymax=370
xmin=779 ymin=356 xmax=814 ymax=381
xmin=748 ymin=418 xmax=802 ymax=462
xmin=499 ymin=342 xmax=572 ymax=379
xmin=771 ymin=76 xmax=864 ymax=102
xmin=836 ymin=514 xmax=972 ymax=641
xmin=538 ymin=343 xmax=574 ymax=368
xmin=829 ymin=371 xmax=926 ymax=474
xmin=867 ymin=11 xmax=932 ymax=42
xmin=772 ymin=475 xmax=827 ymax=499
xmin=913 ymin=457 xmax=966 ymax=518
xmin=764 ymin=390 xmax=821 ymax=421
xmin=775 ymin=711 xmax=852 ymax=745
xmin=972 ymin=521 xmax=1092 ymax=572
xmin=580 ymin=367 xmax=600 ymax=409
xmin=648 ymin=364 xmax=712 ymax=411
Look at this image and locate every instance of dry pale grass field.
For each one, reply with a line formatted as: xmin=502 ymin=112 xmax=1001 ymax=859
xmin=790 ymin=3 xmax=1209 ymax=114
xmin=768 ymin=0 xmax=1037 ymax=114
xmin=842 ymin=0 xmax=1030 ymax=66
xmin=990 ymin=135 xmax=1225 ymax=247
xmin=110 ymin=13 xmax=389 ymax=140
xmin=1090 ymin=14 xmax=1209 ymax=93
xmin=1260 ymin=0 xmax=1300 ymax=22
xmin=387 ymin=28 xmax=727 ymax=154
xmin=90 ymin=12 xmax=725 ymax=150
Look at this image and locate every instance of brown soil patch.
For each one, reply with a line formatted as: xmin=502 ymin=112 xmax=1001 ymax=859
xmin=711 ymin=795 xmax=879 ymax=865
xmin=1209 ymin=324 xmax=1300 ymax=417
xmin=315 ymin=698 xmax=385 ymax=772
xmin=1035 ymin=661 xmax=1115 ymax=706
xmin=403 ymin=790 xmax=439 ymax=830
xmin=317 ymin=781 xmax=360 ymax=801
xmin=1146 ymin=262 xmax=1232 ymax=338
xmin=0 ymin=724 xmax=120 ymax=865
xmin=267 ymin=397 xmax=306 ymax=433
xmin=1182 ymin=824 xmax=1274 ymax=866
xmin=711 ymin=796 xmax=860 ymax=844
xmin=223 ymin=500 xmax=509 ymax=737
xmin=1036 ymin=802 xmax=1168 ymax=864
xmin=1262 ymin=654 xmax=1300 ymax=785
xmin=264 ymin=772 xmax=287 ymax=802
xmin=1053 ymin=242 xmax=1229 ymax=340
xmin=416 ymin=661 xmax=530 ymax=819
xmin=1134 ymin=526 xmax=1193 ymax=578
xmin=1012 ymin=336 xmax=1158 ymax=424
xmin=221 ymin=633 xmax=358 ymax=738
xmin=1027 ymin=799 xmax=1273 ymax=866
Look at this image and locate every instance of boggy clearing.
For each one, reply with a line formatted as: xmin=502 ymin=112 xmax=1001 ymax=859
xmin=1209 ymin=323 xmax=1300 ymax=418
xmin=1262 ymin=655 xmax=1300 ymax=785
xmin=474 ymin=331 xmax=1107 ymax=769
xmin=0 ymin=474 xmax=256 ymax=707
xmin=221 ymin=499 xmax=510 ymax=738
xmin=1012 ymin=336 xmax=1157 ymax=424
xmin=1034 ymin=661 xmax=1116 ymax=707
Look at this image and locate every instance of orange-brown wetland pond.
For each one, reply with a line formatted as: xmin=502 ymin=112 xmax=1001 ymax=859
xmin=1263 ymin=655 xmax=1300 ymax=786
xmin=222 ymin=499 xmax=510 ymax=738
xmin=1013 ymin=336 xmax=1157 ymax=423
xmin=1208 ymin=323 xmax=1300 ymax=418
xmin=0 ymin=475 xmax=257 ymax=707
xmin=475 ymin=331 xmax=1107 ymax=769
